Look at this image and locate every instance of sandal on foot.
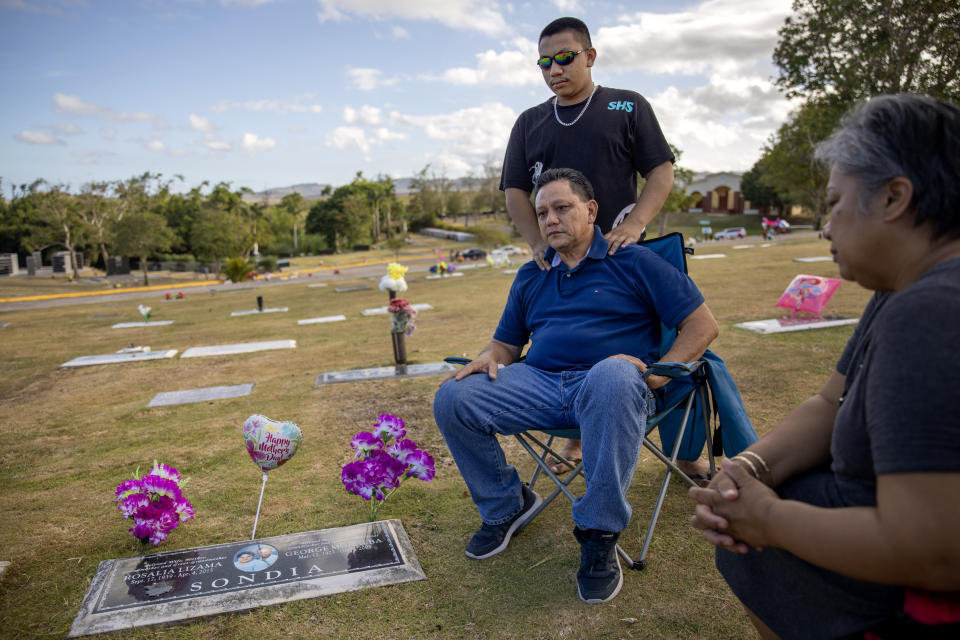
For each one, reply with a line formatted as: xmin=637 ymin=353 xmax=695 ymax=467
xmin=546 ymin=455 xmax=581 ymax=474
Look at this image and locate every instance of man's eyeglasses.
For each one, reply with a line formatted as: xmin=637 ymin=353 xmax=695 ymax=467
xmin=537 ymin=50 xmax=585 ymax=69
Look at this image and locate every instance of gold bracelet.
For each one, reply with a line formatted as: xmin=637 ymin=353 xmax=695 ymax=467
xmin=731 ymin=455 xmax=759 ymax=479
xmin=739 ymin=450 xmax=770 ymax=476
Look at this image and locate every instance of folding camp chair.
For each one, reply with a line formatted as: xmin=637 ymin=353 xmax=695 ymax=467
xmin=445 ymin=232 xmax=755 ymax=570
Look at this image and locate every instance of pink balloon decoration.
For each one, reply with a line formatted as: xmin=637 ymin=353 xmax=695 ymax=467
xmin=242 ymin=414 xmax=303 ymax=472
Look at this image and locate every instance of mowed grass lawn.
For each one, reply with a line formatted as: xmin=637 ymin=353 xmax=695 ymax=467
xmin=0 ymin=235 xmax=870 ymax=640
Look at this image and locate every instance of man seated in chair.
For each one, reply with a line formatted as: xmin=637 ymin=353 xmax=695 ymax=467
xmin=434 ymin=167 xmax=719 ymax=603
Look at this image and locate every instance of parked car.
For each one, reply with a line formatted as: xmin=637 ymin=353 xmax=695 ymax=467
xmin=714 ymin=227 xmax=747 ymax=240
xmin=462 ymin=248 xmax=487 ymax=260
xmin=496 ymin=245 xmax=526 ymax=256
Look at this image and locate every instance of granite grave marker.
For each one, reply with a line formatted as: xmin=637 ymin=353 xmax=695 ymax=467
xmin=68 ymin=520 xmax=424 ymax=637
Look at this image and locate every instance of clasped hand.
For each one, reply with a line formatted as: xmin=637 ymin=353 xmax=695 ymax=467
xmin=689 ymin=458 xmax=780 ymax=554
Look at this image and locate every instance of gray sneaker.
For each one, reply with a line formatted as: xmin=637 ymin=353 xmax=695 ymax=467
xmin=574 ymin=527 xmax=622 ymax=603
xmin=465 ymin=484 xmax=542 ymax=559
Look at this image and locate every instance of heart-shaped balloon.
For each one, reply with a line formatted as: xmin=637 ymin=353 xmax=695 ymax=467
xmin=242 ymin=414 xmax=303 ymax=472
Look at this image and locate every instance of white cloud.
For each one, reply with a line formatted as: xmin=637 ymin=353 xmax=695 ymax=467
xmin=53 ymin=122 xmax=83 ymax=135
xmin=189 ymin=113 xmax=213 ymax=131
xmin=600 ymin=0 xmax=792 ymax=76
xmin=343 ymin=105 xmax=382 ymax=126
xmin=16 ymin=130 xmax=63 ymax=145
xmin=220 ymin=0 xmax=277 ymax=6
xmin=211 ymin=95 xmax=323 ymax=114
xmin=389 ymin=102 xmax=516 ymax=160
xmin=347 ymin=67 xmax=400 ymax=91
xmin=242 ymin=132 xmax=276 ymax=154
xmin=375 ymin=127 xmax=406 ymax=141
xmin=99 ymin=126 xmax=115 ymax=140
xmin=71 ymin=150 xmax=118 ymax=165
xmin=437 ymin=45 xmax=538 ymax=87
xmin=53 ymin=92 xmax=160 ymax=124
xmin=316 ymin=0 xmax=508 ymax=37
xmin=392 ymin=25 xmax=409 ymax=39
xmin=202 ymin=134 xmax=232 ymax=152
xmin=53 ymin=92 xmax=101 ymax=117
xmin=325 ymin=126 xmax=372 ymax=153
xmin=146 ymin=139 xmax=166 ymax=152
xmin=550 ymin=0 xmax=582 ymax=11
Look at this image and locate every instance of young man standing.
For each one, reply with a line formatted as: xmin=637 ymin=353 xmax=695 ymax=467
xmin=500 ymin=17 xmax=684 ymax=475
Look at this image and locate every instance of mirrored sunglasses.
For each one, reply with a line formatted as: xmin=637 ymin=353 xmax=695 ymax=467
xmin=536 ymin=49 xmax=585 ymax=69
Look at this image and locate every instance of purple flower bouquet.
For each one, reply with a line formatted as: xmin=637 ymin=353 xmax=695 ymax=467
xmin=341 ymin=414 xmax=436 ymax=521
xmin=115 ymin=460 xmax=194 ymax=548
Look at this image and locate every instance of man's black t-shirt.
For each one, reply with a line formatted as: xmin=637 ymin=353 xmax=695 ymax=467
xmin=500 ymin=86 xmax=674 ymax=233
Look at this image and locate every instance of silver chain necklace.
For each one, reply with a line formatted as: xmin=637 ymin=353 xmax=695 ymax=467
xmin=554 ymin=84 xmax=598 ymax=127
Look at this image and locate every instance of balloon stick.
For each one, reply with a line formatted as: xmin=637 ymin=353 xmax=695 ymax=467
xmin=251 ymin=471 xmax=268 ymax=540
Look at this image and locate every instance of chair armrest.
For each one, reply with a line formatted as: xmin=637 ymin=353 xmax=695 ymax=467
xmin=444 ymin=356 xmax=472 ymax=366
xmin=643 ymin=360 xmax=703 ymax=380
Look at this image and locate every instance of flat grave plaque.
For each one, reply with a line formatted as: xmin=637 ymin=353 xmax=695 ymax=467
xmin=297 ymin=315 xmax=347 ymax=325
xmin=316 ymin=361 xmax=455 ymax=385
xmin=0 ymin=322 xmax=8 ymax=328
xmin=732 ymin=244 xmax=756 ymax=250
xmin=62 ymin=350 xmax=178 ymax=368
xmin=360 ymin=303 xmax=433 ymax=317
xmin=334 ymin=286 xmax=372 ymax=293
xmin=503 ymin=269 xmax=518 ymax=275
xmin=734 ymin=314 xmax=859 ymax=335
xmin=68 ymin=520 xmax=424 ymax=638
xmin=230 ymin=308 xmax=288 ymax=317
xmin=690 ymin=253 xmax=727 ymax=260
xmin=112 ymin=321 xmax=175 ymax=328
xmin=425 ymin=272 xmax=464 ymax=279
xmin=793 ymin=256 xmax=833 ymax=263
xmin=180 ymin=340 xmax=296 ymax=359
xmin=306 ymin=283 xmax=328 ymax=288
xmin=147 ymin=383 xmax=255 ymax=408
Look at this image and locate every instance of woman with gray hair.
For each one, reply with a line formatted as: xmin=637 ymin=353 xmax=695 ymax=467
xmin=689 ymin=94 xmax=960 ymax=639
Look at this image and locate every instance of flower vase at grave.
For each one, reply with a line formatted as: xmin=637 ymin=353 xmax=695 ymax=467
xmin=256 ymin=295 xmax=264 ymax=312
xmin=388 ymin=289 xmax=407 ymax=365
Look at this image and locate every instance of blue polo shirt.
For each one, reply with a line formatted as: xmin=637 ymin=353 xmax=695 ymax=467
xmin=493 ymin=227 xmax=704 ymax=372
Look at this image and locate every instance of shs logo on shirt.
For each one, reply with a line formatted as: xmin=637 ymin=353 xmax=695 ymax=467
xmin=608 ymin=100 xmax=634 ymax=113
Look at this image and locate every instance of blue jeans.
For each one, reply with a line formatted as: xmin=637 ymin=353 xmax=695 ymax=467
xmin=433 ymin=357 xmax=657 ymax=533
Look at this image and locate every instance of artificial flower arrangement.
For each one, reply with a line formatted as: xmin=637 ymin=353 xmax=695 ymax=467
xmin=341 ymin=414 xmax=435 ymax=521
xmin=164 ymin=291 xmax=186 ymax=300
xmin=137 ymin=304 xmax=152 ymax=321
xmin=115 ymin=460 xmax=195 ymax=547
xmin=387 ymin=298 xmax=417 ymax=335
xmin=379 ymin=262 xmax=409 ymax=294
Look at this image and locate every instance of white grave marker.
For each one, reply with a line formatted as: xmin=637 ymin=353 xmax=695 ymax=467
xmin=147 ymin=383 xmax=255 ymax=407
xmin=62 ymin=350 xmax=178 ymax=368
xmin=297 ymin=315 xmax=347 ymax=325
xmin=180 ymin=340 xmax=296 ymax=358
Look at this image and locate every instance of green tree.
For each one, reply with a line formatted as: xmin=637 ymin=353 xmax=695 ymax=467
xmin=406 ymin=164 xmax=444 ymax=230
xmin=740 ymin=165 xmax=784 ymax=213
xmin=27 ymin=182 xmax=88 ymax=279
xmin=656 ymin=145 xmax=700 ymax=236
xmin=305 ymin=173 xmax=396 ymax=251
xmin=774 ymin=0 xmax=960 ymax=104
xmin=111 ymin=211 xmax=175 ymax=285
xmin=469 ymin=160 xmax=506 ymax=214
xmin=191 ymin=207 xmax=248 ymax=276
xmin=0 ymin=180 xmax=45 ymax=257
xmin=76 ymin=181 xmax=117 ymax=270
xmin=756 ymin=99 xmax=845 ymax=227
xmin=279 ymin=192 xmax=307 ymax=251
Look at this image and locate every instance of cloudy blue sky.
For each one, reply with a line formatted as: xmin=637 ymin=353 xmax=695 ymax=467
xmin=1 ymin=0 xmax=797 ymax=194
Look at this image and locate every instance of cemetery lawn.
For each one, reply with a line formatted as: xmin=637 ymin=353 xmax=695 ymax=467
xmin=0 ymin=235 xmax=870 ymax=640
